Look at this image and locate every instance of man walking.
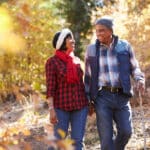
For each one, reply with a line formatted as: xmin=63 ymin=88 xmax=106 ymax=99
xmin=84 ymin=16 xmax=145 ymax=150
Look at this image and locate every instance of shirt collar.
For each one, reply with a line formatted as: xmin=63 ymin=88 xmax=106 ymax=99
xmin=100 ymin=37 xmax=114 ymax=49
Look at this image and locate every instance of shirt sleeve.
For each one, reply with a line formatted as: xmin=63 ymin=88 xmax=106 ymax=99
xmin=128 ymin=44 xmax=145 ymax=82
xmin=45 ymin=58 xmax=57 ymax=98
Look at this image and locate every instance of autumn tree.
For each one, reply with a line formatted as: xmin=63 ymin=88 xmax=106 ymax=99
xmin=0 ymin=0 xmax=61 ymax=100
xmin=0 ymin=0 xmax=150 ymax=101
xmin=55 ymin=0 xmax=95 ymax=58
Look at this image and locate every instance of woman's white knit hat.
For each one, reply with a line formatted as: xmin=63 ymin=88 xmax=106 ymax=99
xmin=56 ymin=28 xmax=73 ymax=49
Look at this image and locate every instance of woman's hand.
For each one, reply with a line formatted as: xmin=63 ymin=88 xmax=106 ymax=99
xmin=49 ymin=109 xmax=58 ymax=124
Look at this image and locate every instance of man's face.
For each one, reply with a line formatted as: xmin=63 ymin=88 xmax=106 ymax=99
xmin=95 ymin=24 xmax=112 ymax=44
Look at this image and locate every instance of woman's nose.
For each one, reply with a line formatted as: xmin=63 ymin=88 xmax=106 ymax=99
xmin=71 ymin=38 xmax=75 ymax=44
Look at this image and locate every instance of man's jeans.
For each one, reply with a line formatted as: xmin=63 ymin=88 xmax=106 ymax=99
xmin=52 ymin=107 xmax=88 ymax=150
xmin=94 ymin=89 xmax=132 ymax=150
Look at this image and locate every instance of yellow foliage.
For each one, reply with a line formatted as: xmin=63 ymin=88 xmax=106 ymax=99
xmin=0 ymin=7 xmax=26 ymax=54
xmin=0 ymin=146 xmax=5 ymax=150
xmin=0 ymin=125 xmax=31 ymax=148
xmin=0 ymin=128 xmax=6 ymax=137
xmin=12 ymin=140 xmax=19 ymax=145
xmin=0 ymin=32 xmax=26 ymax=54
xmin=0 ymin=7 xmax=13 ymax=32
xmin=57 ymin=129 xmax=66 ymax=139
xmin=22 ymin=129 xmax=31 ymax=136
xmin=57 ymin=139 xmax=75 ymax=150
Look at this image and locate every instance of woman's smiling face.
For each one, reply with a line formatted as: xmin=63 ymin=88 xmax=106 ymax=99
xmin=65 ymin=35 xmax=75 ymax=54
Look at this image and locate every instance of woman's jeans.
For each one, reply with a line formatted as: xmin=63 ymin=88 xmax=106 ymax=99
xmin=53 ymin=107 xmax=88 ymax=150
xmin=94 ymin=89 xmax=132 ymax=150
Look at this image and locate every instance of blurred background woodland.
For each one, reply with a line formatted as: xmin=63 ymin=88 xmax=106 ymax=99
xmin=0 ymin=0 xmax=150 ymax=102
xmin=0 ymin=0 xmax=150 ymax=149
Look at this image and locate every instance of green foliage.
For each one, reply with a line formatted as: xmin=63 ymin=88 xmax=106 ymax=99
xmin=55 ymin=0 xmax=95 ymax=58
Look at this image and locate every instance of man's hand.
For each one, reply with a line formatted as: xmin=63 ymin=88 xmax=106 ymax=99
xmin=88 ymin=101 xmax=95 ymax=116
xmin=137 ymin=80 xmax=145 ymax=95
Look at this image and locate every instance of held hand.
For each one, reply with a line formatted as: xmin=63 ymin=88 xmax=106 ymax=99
xmin=49 ymin=109 xmax=58 ymax=124
xmin=137 ymin=80 xmax=145 ymax=95
xmin=88 ymin=101 xmax=95 ymax=116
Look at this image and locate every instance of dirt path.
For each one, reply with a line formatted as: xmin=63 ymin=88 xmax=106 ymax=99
xmin=0 ymin=101 xmax=150 ymax=150
xmin=86 ymin=108 xmax=150 ymax=150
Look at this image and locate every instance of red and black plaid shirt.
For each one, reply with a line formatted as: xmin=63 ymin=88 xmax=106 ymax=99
xmin=45 ymin=55 xmax=88 ymax=111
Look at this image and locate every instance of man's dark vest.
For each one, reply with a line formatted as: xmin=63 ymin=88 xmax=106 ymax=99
xmin=90 ymin=36 xmax=133 ymax=100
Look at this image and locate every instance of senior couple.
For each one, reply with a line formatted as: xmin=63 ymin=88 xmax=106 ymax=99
xmin=45 ymin=17 xmax=145 ymax=150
